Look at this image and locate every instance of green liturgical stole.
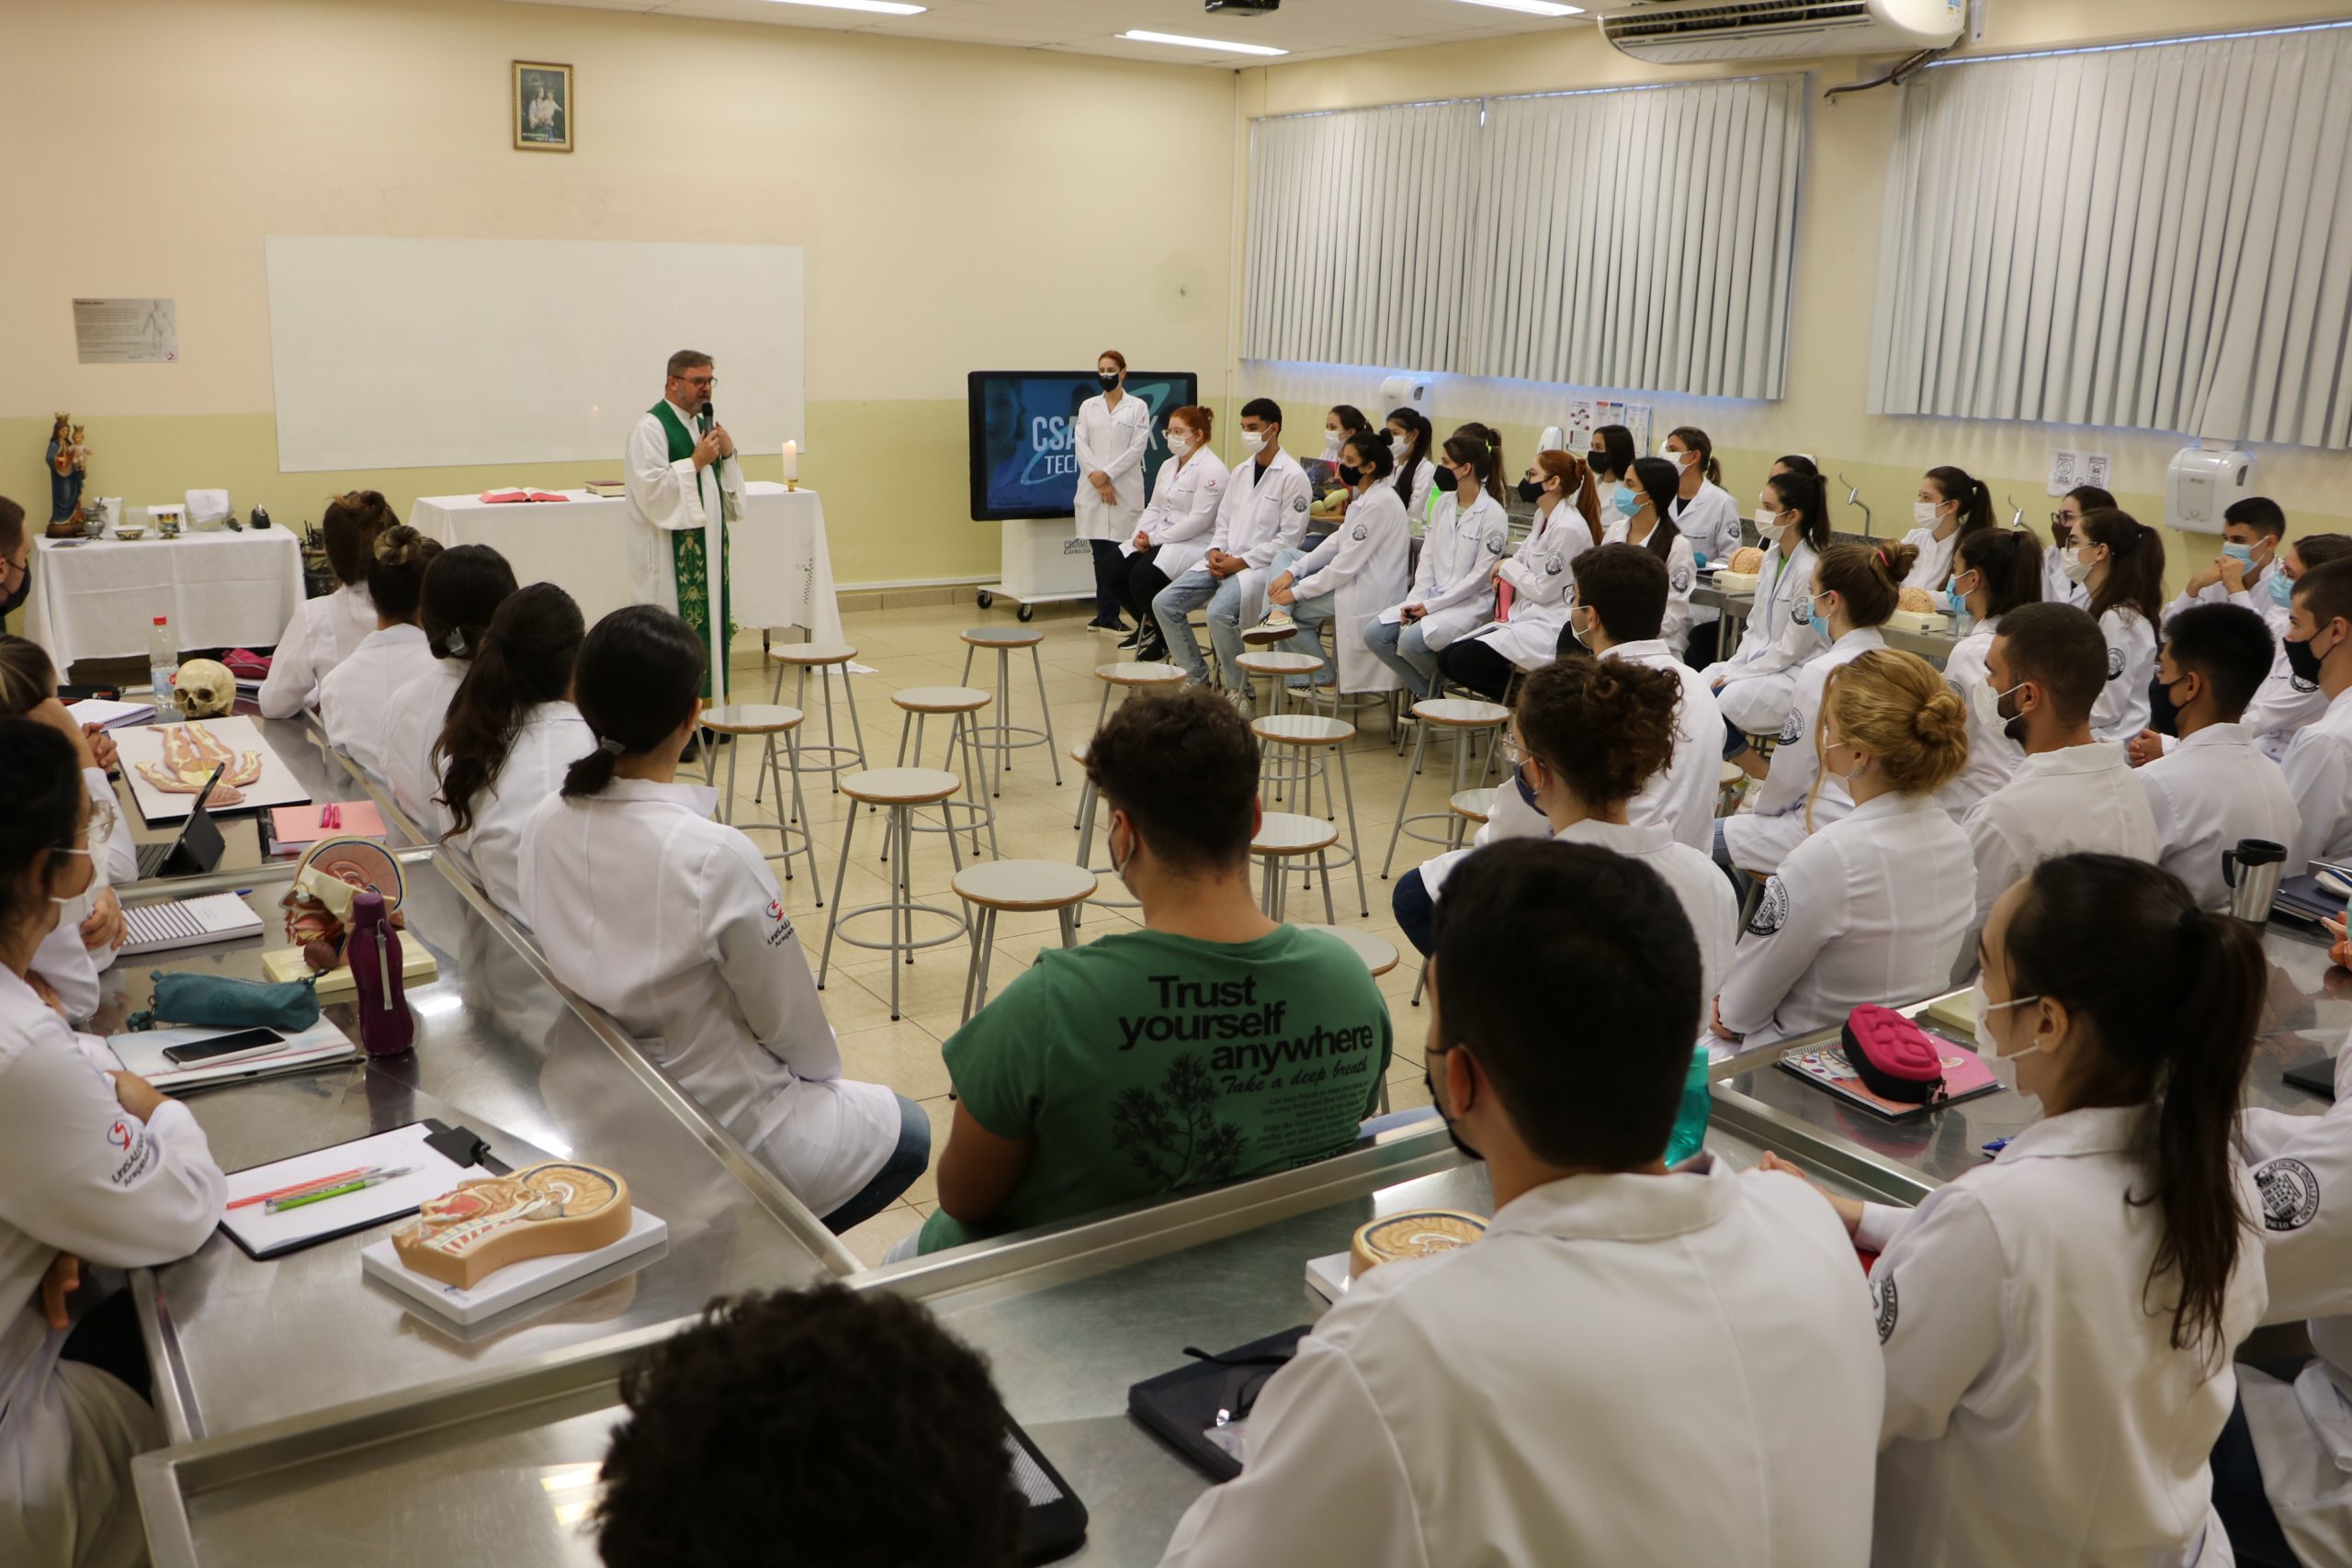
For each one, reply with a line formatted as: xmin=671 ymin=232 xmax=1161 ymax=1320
xmin=649 ymin=400 xmax=736 ymax=699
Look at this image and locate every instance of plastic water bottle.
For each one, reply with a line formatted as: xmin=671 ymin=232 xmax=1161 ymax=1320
xmin=148 ymin=615 xmax=178 ymax=714
xmin=1663 ymin=1040 xmax=1711 ymax=1166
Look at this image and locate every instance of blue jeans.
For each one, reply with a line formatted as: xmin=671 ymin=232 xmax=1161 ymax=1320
xmin=1711 ymin=818 xmax=1746 ymax=898
xmin=1393 ymin=867 xmax=1436 ymax=957
xmin=821 ymin=1092 xmax=932 ymax=1234
xmin=1266 ymin=546 xmax=1338 ymax=687
xmin=1154 ymin=570 xmax=1242 ymax=685
xmin=1363 ymin=615 xmax=1440 ymax=699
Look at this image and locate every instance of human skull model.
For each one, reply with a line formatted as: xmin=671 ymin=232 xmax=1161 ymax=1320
xmin=174 ymin=659 xmax=235 ymax=718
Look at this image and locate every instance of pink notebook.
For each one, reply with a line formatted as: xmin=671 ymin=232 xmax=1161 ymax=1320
xmin=1776 ymin=1029 xmax=2003 ymax=1122
xmin=270 ymin=801 xmax=386 ymax=852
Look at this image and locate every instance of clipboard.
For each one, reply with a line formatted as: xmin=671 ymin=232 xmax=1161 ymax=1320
xmin=218 ymin=1119 xmax=504 ymax=1260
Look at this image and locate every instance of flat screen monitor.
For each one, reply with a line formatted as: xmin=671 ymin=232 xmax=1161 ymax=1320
xmin=967 ymin=370 xmax=1200 ymax=522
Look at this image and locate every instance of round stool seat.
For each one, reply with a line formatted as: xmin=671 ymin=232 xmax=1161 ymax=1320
xmin=1239 ymin=622 xmax=1299 ymax=646
xmin=769 ymin=641 xmax=857 ymax=666
xmin=1449 ymin=787 xmax=1496 ymax=823
xmin=891 ymin=685 xmax=991 ymax=714
xmin=1252 ymin=811 xmax=1340 ymax=856
xmin=1295 ymin=922 xmax=1399 ymax=977
xmin=702 ymin=704 xmax=804 ymax=734
xmin=839 ymin=767 xmax=962 ymax=807
xmin=962 ymin=626 xmax=1045 ymax=649
xmin=1720 ymin=759 xmax=1747 ymax=787
xmin=1409 ymin=697 xmax=1511 ymax=728
xmin=1253 ymin=714 xmax=1354 ymax=747
xmin=1093 ymin=660 xmax=1187 ymax=687
xmin=953 ymin=859 xmax=1099 ymax=912
xmin=1237 ymin=650 xmax=1321 ymax=678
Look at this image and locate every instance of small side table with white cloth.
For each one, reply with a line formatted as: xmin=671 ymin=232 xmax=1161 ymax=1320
xmin=22 ymin=529 xmax=305 ymax=671
xmin=408 ymin=482 xmax=843 ymax=645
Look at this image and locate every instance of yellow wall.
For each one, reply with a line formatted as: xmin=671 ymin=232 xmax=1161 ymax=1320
xmin=1236 ymin=1 xmax=2352 ymax=592
xmin=0 ymin=0 xmax=1238 ymax=587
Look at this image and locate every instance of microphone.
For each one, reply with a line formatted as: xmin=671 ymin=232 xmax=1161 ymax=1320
xmin=699 ymin=399 xmax=715 ymax=432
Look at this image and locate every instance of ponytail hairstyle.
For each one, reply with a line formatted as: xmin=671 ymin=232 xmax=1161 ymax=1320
xmin=418 ymin=544 xmax=519 ymax=661
xmin=1589 ymin=423 xmax=1636 ymax=483
xmin=1814 ymin=650 xmax=1969 ymax=808
xmin=1440 ymin=430 xmax=1499 ymax=509
xmin=322 ymin=490 xmax=397 ymax=587
xmin=1952 ymin=526 xmax=2045 ymax=621
xmin=0 ymin=717 xmax=86 ymax=942
xmin=1536 ymin=448 xmax=1600 ymax=536
xmin=1815 ymin=539 xmax=1917 ymax=628
xmin=1340 ymin=430 xmax=1395 ymax=487
xmin=1452 ymin=423 xmax=1507 ymax=505
xmin=365 ymin=525 xmax=442 ymax=625
xmin=1666 ymin=425 xmax=1722 ymax=487
xmin=1513 ymin=655 xmax=1682 ymax=810
xmin=435 ymin=583 xmax=586 ymax=835
xmin=1625 ymin=457 xmax=1682 ymax=565
xmin=1923 ymin=465 xmax=1996 ymax=587
xmin=562 ymin=605 xmax=707 ymax=799
xmin=1385 ymin=407 xmax=1432 ymax=507
xmin=1761 ymin=468 xmax=1829 ymax=556
xmin=2079 ymin=508 xmax=2166 ymax=626
xmin=0 ymin=635 xmax=57 ymax=716
xmin=2000 ymin=852 xmax=2259 ymax=1363
xmin=1770 ymin=453 xmax=1821 ymax=483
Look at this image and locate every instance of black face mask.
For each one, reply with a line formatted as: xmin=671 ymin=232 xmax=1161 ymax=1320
xmin=0 ymin=570 xmax=26 ymax=619
xmin=1097 ymin=372 xmax=1119 ymax=390
xmin=1423 ymin=1053 xmax=1483 ymax=1162
xmin=1587 ymin=449 xmax=1608 ymax=474
xmin=1432 ymin=466 xmax=1460 ymax=494
xmin=2287 ymin=631 xmax=2332 ymax=685
xmin=1338 ymin=463 xmax=1362 ymax=489
xmin=1998 ymin=691 xmax=2030 ymax=749
xmin=1514 ymin=477 xmax=1545 ymax=504
xmin=2146 ymin=673 xmax=2188 ymax=738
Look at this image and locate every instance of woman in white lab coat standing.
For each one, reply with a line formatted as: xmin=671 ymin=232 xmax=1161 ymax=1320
xmin=1933 ymin=527 xmax=2044 ymax=819
xmin=434 ymin=584 xmax=594 ymax=919
xmin=1603 ymin=457 xmax=1702 ymax=657
xmin=1252 ymin=432 xmax=1412 ymax=694
xmin=376 ymin=545 xmax=516 ymax=839
xmin=518 ymin=605 xmax=924 ymax=1233
xmin=1712 ymin=649 xmax=1975 ymax=1048
xmin=257 ymin=490 xmax=392 ymax=718
xmin=1071 ymin=350 xmax=1153 ymax=633
xmin=0 ymin=719 xmax=225 ymax=1568
xmin=319 ymin=525 xmax=443 ymax=775
xmin=2066 ymin=508 xmax=2166 ymax=743
xmin=1107 ymin=405 xmax=1227 ymax=665
xmin=1363 ymin=430 xmax=1510 ymax=699
xmin=1779 ymin=852 xmax=2267 ymax=1568
xmin=1702 ymin=466 xmax=1830 ymax=750
xmin=1436 ymin=449 xmax=1601 ymax=701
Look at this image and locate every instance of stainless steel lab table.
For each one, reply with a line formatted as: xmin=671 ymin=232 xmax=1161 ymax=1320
xmin=1690 ymin=582 xmax=1962 ymax=671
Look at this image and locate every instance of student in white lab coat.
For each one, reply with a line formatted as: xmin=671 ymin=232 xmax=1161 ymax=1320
xmin=1361 ymin=429 xmax=1509 ymax=700
xmin=1898 ymin=464 xmax=1995 ymax=593
xmin=1717 ymin=540 xmax=1915 ymax=881
xmin=2133 ymin=604 xmax=2302 ymax=911
xmin=374 ymin=545 xmax=516 ymax=839
xmin=1071 ymin=350 xmax=1152 ymax=634
xmin=2229 ymin=534 xmax=2352 ymax=765
xmin=1931 ymin=527 xmax=2044 ymax=820
xmin=2062 ymin=507 xmax=2166 ymax=742
xmin=1662 ymin=424 xmax=1742 ymax=564
xmin=257 ymin=489 xmax=391 ymax=718
xmin=1601 ymin=456 xmax=1702 ymax=656
xmin=518 ymin=605 xmax=923 ymax=1233
xmin=319 ymin=525 xmax=442 ymax=776
xmin=2041 ymin=483 xmax=2113 ymax=610
xmin=1159 ymin=840 xmax=1886 ymax=1568
xmin=435 ymin=585 xmax=594 ymax=919
xmin=1778 ymin=852 xmax=2267 ymax=1568
xmin=1433 ymin=448 xmax=1601 ymax=701
xmin=1105 ymin=404 xmax=1226 ymax=663
xmin=1151 ymin=398 xmax=1312 ymax=702
xmin=1713 ymin=649 xmax=1975 ymax=1050
xmin=0 ymin=718 xmax=226 ymax=1568
xmin=1381 ymin=406 xmax=1436 ymax=526
xmin=1306 ymin=403 xmax=1370 ymax=523
xmin=1245 ymin=432 xmax=1411 ymax=694
xmin=1587 ymin=422 xmax=1636 ymax=498
xmin=1960 ymin=603 xmax=2159 ymax=963
xmin=2165 ymin=496 xmax=2290 ymax=626
xmin=1704 ymin=465 xmax=1830 ymax=755
xmin=2281 ymin=559 xmax=2352 ymax=873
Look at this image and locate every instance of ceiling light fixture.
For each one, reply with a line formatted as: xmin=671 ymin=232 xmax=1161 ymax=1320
xmin=1447 ymin=0 xmax=1585 ymax=17
xmin=759 ymin=0 xmax=928 ymax=16
xmin=1119 ymin=28 xmax=1290 ymax=56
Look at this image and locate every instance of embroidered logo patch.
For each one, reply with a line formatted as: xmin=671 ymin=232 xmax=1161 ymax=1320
xmin=1292 ymin=497 xmax=1309 ymax=513
xmin=2293 ymin=674 xmax=2320 ymax=694
xmin=1872 ymin=1272 xmax=1899 ymax=1342
xmin=1672 ymin=564 xmax=1694 ymax=592
xmin=1485 ymin=531 xmax=1508 ymax=556
xmin=1779 ymin=709 xmax=1804 ymax=745
xmin=2106 ymin=646 xmax=2125 ymax=680
xmin=1352 ymin=524 xmax=1369 ymax=541
xmin=2256 ymin=1157 xmax=2322 ymax=1233
xmin=1544 ymin=553 xmax=1565 ymax=576
xmin=1747 ymin=875 xmax=1790 ymax=936
xmin=763 ymin=897 xmax=796 ymax=947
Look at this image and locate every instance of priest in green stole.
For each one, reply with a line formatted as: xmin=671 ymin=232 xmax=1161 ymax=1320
xmin=623 ymin=348 xmax=742 ymax=703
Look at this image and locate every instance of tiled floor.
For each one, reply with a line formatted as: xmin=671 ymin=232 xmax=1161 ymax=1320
xmin=708 ymin=600 xmax=1476 ymax=1264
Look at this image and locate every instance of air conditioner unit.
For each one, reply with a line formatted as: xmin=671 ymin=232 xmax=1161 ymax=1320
xmin=1600 ymin=0 xmax=1961 ymax=63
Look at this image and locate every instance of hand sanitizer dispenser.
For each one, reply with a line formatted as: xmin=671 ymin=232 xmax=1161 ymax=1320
xmin=2166 ymin=443 xmax=2257 ymax=536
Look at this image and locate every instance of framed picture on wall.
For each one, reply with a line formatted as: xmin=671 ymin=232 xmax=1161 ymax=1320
xmin=513 ymin=61 xmax=572 ymax=152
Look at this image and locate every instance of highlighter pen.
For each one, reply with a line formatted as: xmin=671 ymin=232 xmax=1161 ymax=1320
xmin=264 ymin=1167 xmax=413 ymax=1214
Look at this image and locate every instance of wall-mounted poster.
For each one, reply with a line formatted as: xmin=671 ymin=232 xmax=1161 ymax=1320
xmin=514 ymin=61 xmax=572 ymax=152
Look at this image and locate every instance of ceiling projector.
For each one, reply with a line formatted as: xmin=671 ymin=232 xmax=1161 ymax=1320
xmin=1204 ymin=0 xmax=1279 ymax=14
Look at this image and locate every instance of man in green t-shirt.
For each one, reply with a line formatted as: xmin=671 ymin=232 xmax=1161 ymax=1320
xmin=916 ymin=684 xmax=1393 ymax=1254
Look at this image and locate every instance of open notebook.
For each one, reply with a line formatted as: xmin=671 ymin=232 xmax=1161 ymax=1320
xmin=98 ymin=1017 xmax=359 ymax=1093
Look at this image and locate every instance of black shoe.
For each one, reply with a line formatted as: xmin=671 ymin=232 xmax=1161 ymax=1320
xmin=1087 ymin=617 xmax=1128 ymax=634
xmin=1135 ymin=637 xmax=1168 ymax=664
xmin=1117 ymin=627 xmax=1142 ymax=650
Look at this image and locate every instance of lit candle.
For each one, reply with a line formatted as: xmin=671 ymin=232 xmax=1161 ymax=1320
xmin=781 ymin=440 xmax=799 ymax=482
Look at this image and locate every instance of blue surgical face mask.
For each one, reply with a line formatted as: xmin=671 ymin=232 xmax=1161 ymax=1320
xmin=2273 ymin=571 xmax=2296 ymax=607
xmin=1943 ymin=568 xmax=1978 ymax=618
xmin=2222 ymin=541 xmax=2256 ymax=566
xmin=1611 ymin=483 xmax=1638 ymax=520
xmin=1806 ymin=592 xmax=1833 ymax=641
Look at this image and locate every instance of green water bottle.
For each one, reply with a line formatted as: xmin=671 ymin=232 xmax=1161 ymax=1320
xmin=1664 ymin=1041 xmax=1711 ymax=1166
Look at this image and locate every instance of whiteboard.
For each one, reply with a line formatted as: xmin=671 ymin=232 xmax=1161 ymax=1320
xmin=265 ymin=237 xmax=804 ymax=472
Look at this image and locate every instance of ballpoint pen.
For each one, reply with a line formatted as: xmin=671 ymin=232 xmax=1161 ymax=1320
xmin=229 ymin=1166 xmax=375 ymax=1210
xmin=264 ymin=1167 xmax=413 ymax=1214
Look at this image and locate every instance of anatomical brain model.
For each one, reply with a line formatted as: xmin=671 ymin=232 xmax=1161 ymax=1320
xmin=134 ymin=722 xmax=263 ymax=807
xmin=279 ymin=836 xmax=406 ymax=971
xmin=173 ymin=659 xmax=235 ymax=719
xmin=392 ymin=1162 xmax=631 ymax=1289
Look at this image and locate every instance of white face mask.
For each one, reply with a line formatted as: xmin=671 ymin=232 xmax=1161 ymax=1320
xmin=1970 ymin=678 xmax=2022 ymax=734
xmin=49 ymin=846 xmax=95 ymax=930
xmin=1754 ymin=506 xmax=1784 ymax=536
xmin=2059 ymin=545 xmax=2096 ymax=584
xmin=1661 ymin=444 xmax=1690 ymax=471
xmin=1323 ymin=431 xmax=1343 ymax=457
xmin=1970 ymin=980 xmax=2046 ymax=1104
xmin=1166 ymin=429 xmax=1193 ymax=454
xmin=1388 ymin=434 xmax=1409 ymax=459
xmin=1240 ymin=428 xmax=1267 ymax=455
xmin=1915 ymin=501 xmax=1942 ymax=530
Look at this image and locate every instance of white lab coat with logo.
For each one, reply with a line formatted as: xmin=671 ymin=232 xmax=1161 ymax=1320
xmin=375 ymin=659 xmax=467 ymax=839
xmin=2091 ymin=604 xmax=2160 ymax=742
xmin=318 ymin=623 xmax=435 ymax=778
xmin=2136 ymin=721 xmax=2304 ymax=912
xmin=1182 ymin=449 xmax=1312 ymax=629
xmin=1960 ymin=739 xmax=2159 ymax=965
xmin=1601 ymin=520 xmax=1702 ymax=655
xmin=1702 ymin=536 xmax=1822 ymax=737
xmin=1283 ymin=485 xmax=1411 ymax=694
xmin=1930 ymin=618 xmax=2023 ymax=821
xmin=1611 ymin=638 xmax=1727 ymax=854
xmin=1390 ymin=489 xmax=1509 ymax=652
xmin=1157 ymin=1157 xmax=1885 ymax=1568
xmin=1715 ymin=793 xmax=1976 ymax=1049
xmin=1855 ymin=1108 xmax=2267 ymax=1568
xmin=1125 ymin=447 xmax=1229 ymax=576
xmin=0 ymin=968 xmax=226 ymax=1568
xmin=518 ymin=778 xmax=899 ymax=1219
xmin=1071 ymin=391 xmax=1152 ymax=544
xmin=1897 ymin=526 xmax=1962 ymax=592
xmin=1457 ymin=502 xmax=1593 ymax=672
xmin=442 ymin=701 xmax=595 ymax=920
xmin=2281 ymin=686 xmax=2352 ymax=870
xmin=256 ymin=582 xmax=376 ymax=719
xmin=30 ymin=770 xmax=139 ymax=1025
xmin=1722 ymin=627 xmax=1885 ymax=877
xmin=2242 ymin=615 xmax=2326 ymax=763
xmin=1670 ymin=479 xmax=1743 ymax=566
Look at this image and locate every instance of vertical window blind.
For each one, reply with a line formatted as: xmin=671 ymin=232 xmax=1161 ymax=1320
xmin=1870 ymin=26 xmax=2352 ymax=450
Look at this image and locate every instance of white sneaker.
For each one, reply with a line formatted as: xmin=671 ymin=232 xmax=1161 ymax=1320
xmin=1242 ymin=607 xmax=1296 ymax=646
xmin=1228 ymin=686 xmax=1256 ymax=717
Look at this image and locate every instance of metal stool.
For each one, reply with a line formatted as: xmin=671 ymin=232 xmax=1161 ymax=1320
xmin=699 ymin=704 xmax=821 ymax=895
xmin=1251 ymin=811 xmax=1338 ymax=923
xmin=1447 ymin=786 xmax=1495 ymax=850
xmin=890 ymin=686 xmax=999 ymax=860
xmin=1381 ymin=697 xmax=1510 ymax=878
xmin=1252 ymin=714 xmax=1367 ymax=917
xmin=1068 ymin=739 xmax=1136 ymax=927
xmin=818 ymin=768 xmax=969 ymax=1021
xmin=958 ymin=626 xmax=1060 ymax=796
xmin=1091 ymin=660 xmax=1188 ymax=732
xmin=766 ymin=642 xmax=866 ymax=794
xmin=953 ymin=859 xmax=1097 ymax=1022
xmin=1717 ymin=759 xmax=1749 ymax=818
xmin=1295 ymin=922 xmax=1398 ymax=977
xmin=1236 ymin=649 xmax=1325 ymax=717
